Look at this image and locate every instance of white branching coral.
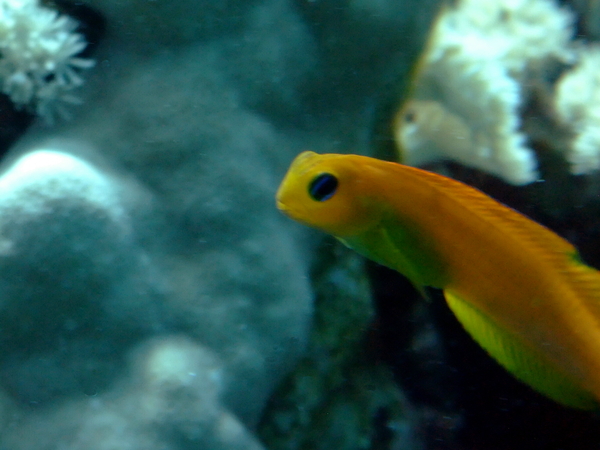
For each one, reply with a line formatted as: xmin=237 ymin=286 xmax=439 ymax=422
xmin=395 ymin=54 xmax=535 ymax=185
xmin=433 ymin=0 xmax=574 ymax=74
xmin=0 ymin=0 xmax=94 ymax=122
xmin=394 ymin=0 xmax=575 ymax=184
xmin=554 ymin=47 xmax=600 ymax=174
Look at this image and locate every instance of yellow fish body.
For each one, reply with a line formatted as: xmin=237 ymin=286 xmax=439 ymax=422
xmin=276 ymin=151 xmax=600 ymax=409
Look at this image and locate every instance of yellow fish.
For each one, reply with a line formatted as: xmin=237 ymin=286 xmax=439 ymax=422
xmin=276 ymin=151 xmax=600 ymax=410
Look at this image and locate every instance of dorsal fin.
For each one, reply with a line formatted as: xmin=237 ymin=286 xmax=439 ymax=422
xmin=424 ymin=167 xmax=600 ymax=304
xmin=402 ymin=166 xmax=575 ymax=258
xmin=410 ymin=166 xmax=600 ymax=328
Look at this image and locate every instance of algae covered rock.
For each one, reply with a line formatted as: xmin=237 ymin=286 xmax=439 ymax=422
xmin=259 ymin=241 xmax=419 ymax=450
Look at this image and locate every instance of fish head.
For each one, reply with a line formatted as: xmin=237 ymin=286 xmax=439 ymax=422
xmin=276 ymin=151 xmax=383 ymax=237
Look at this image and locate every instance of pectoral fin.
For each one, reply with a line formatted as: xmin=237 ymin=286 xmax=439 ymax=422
xmin=444 ymin=290 xmax=597 ymax=410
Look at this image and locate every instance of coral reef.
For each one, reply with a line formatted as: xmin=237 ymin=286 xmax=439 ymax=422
xmin=394 ymin=0 xmax=576 ymax=184
xmin=0 ymin=0 xmax=441 ymax=449
xmin=393 ymin=0 xmax=600 ymax=185
xmin=0 ymin=0 xmax=598 ymax=449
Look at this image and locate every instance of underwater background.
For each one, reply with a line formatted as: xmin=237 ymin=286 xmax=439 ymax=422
xmin=0 ymin=0 xmax=597 ymax=449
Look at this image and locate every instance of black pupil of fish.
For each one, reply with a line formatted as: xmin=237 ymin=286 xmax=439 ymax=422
xmin=309 ymin=173 xmax=338 ymax=201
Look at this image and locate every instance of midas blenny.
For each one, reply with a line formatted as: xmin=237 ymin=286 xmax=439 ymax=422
xmin=276 ymin=151 xmax=600 ymax=409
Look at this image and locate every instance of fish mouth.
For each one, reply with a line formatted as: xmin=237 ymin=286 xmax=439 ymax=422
xmin=276 ymin=198 xmax=305 ymax=222
xmin=276 ymin=198 xmax=288 ymax=213
xmin=276 ymin=198 xmax=295 ymax=217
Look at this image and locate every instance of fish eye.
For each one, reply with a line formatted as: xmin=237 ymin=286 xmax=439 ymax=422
xmin=309 ymin=173 xmax=338 ymax=202
xmin=404 ymin=110 xmax=416 ymax=123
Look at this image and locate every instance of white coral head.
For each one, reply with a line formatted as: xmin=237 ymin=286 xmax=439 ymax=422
xmin=0 ymin=149 xmax=126 ymax=224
